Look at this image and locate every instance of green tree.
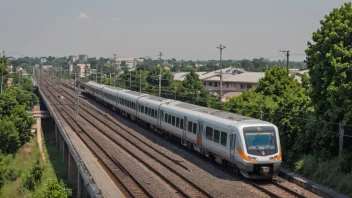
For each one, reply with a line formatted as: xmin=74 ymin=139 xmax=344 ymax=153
xmin=146 ymin=66 xmax=173 ymax=87
xmin=0 ymin=119 xmax=20 ymax=154
xmin=179 ymin=69 xmax=220 ymax=108
xmin=306 ymin=2 xmax=352 ymax=154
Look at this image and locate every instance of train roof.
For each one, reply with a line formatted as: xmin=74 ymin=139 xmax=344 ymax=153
xmin=86 ymin=81 xmax=106 ymax=88
xmin=105 ymin=86 xmax=125 ymax=91
xmin=124 ymin=90 xmax=146 ymax=96
xmin=143 ymin=95 xmax=172 ymax=102
xmin=174 ymin=102 xmax=253 ymax=121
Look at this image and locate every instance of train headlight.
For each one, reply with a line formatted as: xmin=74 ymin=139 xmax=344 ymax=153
xmin=248 ymin=156 xmax=257 ymax=161
xmin=269 ymin=155 xmax=278 ymax=160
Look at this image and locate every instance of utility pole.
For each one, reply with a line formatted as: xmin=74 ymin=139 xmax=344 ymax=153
xmin=96 ymin=65 xmax=98 ymax=83
xmin=129 ymin=71 xmax=132 ymax=90
xmin=59 ymin=66 xmax=61 ymax=88
xmin=1 ymin=51 xmax=4 ymax=94
xmin=100 ymin=64 xmax=103 ymax=84
xmin=158 ymin=52 xmax=163 ymax=97
xmin=1 ymin=60 xmax=3 ymax=94
xmin=139 ymin=69 xmax=142 ymax=92
xmin=19 ymin=70 xmax=21 ymax=86
xmin=113 ymin=54 xmax=116 ymax=87
xmin=217 ymin=44 xmax=226 ymax=105
xmin=280 ymin=50 xmax=290 ymax=75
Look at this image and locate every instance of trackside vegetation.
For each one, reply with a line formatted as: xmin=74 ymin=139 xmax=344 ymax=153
xmin=0 ymin=57 xmax=72 ymax=197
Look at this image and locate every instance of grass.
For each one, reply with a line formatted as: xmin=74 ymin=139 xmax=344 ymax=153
xmin=0 ymin=122 xmax=71 ymax=198
xmin=294 ymin=155 xmax=352 ymax=197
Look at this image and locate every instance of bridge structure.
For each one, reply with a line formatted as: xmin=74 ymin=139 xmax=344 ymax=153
xmin=35 ymin=74 xmax=123 ymax=198
xmin=29 ymin=111 xmax=51 ymax=118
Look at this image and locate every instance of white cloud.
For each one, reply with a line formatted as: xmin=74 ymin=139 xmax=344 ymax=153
xmin=99 ymin=20 xmax=107 ymax=24
xmin=111 ymin=17 xmax=121 ymax=21
xmin=77 ymin=12 xmax=90 ymax=20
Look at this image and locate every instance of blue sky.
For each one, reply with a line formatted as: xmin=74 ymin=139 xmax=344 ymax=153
xmin=0 ymin=0 xmax=350 ymax=61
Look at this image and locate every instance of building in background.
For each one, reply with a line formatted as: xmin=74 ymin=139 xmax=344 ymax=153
xmin=69 ymin=64 xmax=73 ymax=75
xmin=291 ymin=69 xmax=309 ymax=84
xmin=7 ymin=65 xmax=13 ymax=73
xmin=43 ymin=65 xmax=53 ymax=71
xmin=111 ymin=57 xmax=145 ymax=72
xmin=79 ymin=54 xmax=88 ymax=64
xmin=40 ymin=57 xmax=47 ymax=63
xmin=173 ymin=67 xmax=264 ymax=102
xmin=7 ymin=78 xmax=13 ymax=87
xmin=16 ymin=67 xmax=23 ymax=72
xmin=77 ymin=64 xmax=91 ymax=77
xmin=68 ymin=55 xmax=78 ymax=64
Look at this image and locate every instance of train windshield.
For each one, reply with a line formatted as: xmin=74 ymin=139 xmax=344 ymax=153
xmin=243 ymin=126 xmax=278 ymax=156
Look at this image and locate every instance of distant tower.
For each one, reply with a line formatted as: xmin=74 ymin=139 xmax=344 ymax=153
xmin=79 ymin=54 xmax=88 ymax=64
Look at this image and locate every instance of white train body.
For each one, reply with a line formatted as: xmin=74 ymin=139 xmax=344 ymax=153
xmin=84 ymin=81 xmax=282 ymax=179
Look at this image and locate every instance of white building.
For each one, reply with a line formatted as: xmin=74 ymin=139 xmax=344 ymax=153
xmin=40 ymin=57 xmax=47 ymax=63
xmin=111 ymin=57 xmax=144 ymax=71
xmin=7 ymin=65 xmax=13 ymax=73
xmin=16 ymin=67 xmax=23 ymax=72
xmin=43 ymin=65 xmax=53 ymax=71
xmin=68 ymin=55 xmax=78 ymax=64
xmin=69 ymin=64 xmax=73 ymax=75
xmin=77 ymin=64 xmax=91 ymax=77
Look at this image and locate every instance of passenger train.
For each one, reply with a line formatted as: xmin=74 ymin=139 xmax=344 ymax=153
xmin=83 ymin=81 xmax=282 ymax=179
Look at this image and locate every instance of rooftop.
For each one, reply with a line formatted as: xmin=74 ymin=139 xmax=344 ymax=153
xmin=205 ymin=72 xmax=265 ymax=83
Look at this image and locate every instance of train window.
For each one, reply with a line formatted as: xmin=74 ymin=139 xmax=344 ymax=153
xmin=155 ymin=110 xmax=158 ymax=118
xmin=165 ymin=113 xmax=168 ymax=122
xmin=161 ymin=111 xmax=164 ymax=120
xmin=176 ymin=118 xmax=179 ymax=128
xmin=168 ymin=115 xmax=172 ymax=124
xmin=172 ymin=116 xmax=175 ymax=126
xmin=193 ymin=123 xmax=197 ymax=134
xmin=180 ymin=119 xmax=184 ymax=129
xmin=213 ymin=130 xmax=220 ymax=143
xmin=188 ymin=121 xmax=192 ymax=132
xmin=151 ymin=109 xmax=154 ymax=117
xmin=206 ymin=126 xmax=213 ymax=140
xmin=220 ymin=132 xmax=227 ymax=146
xmin=149 ymin=108 xmax=152 ymax=116
xmin=141 ymin=106 xmax=144 ymax=113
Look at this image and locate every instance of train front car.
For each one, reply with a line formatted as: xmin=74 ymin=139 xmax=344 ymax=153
xmin=236 ymin=123 xmax=281 ymax=179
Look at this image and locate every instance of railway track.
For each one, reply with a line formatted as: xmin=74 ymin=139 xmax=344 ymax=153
xmin=38 ymin=74 xmax=315 ymax=198
xmin=41 ymin=81 xmax=152 ymax=198
xmin=39 ymin=76 xmax=213 ymax=198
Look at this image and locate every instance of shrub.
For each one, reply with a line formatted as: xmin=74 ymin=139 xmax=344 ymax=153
xmin=22 ymin=160 xmax=44 ymax=191
xmin=33 ymin=179 xmax=72 ymax=198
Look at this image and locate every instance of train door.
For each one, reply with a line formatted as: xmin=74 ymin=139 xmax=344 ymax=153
xmin=183 ymin=116 xmax=187 ymax=139
xmin=197 ymin=120 xmax=204 ymax=147
xmin=230 ymin=134 xmax=236 ymax=159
